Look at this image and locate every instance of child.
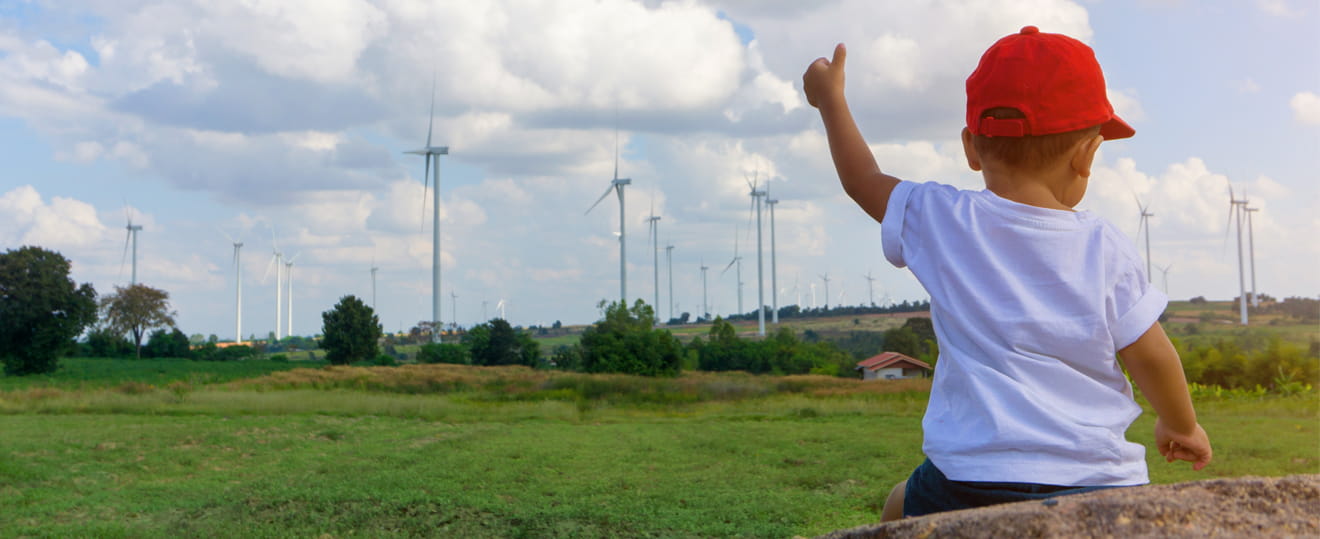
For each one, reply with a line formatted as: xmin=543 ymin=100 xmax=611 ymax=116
xmin=802 ymin=26 xmax=1212 ymax=520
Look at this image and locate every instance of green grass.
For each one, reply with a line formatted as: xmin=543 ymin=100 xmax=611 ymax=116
xmin=0 ymin=361 xmax=1316 ymax=537
xmin=0 ymin=357 xmax=323 ymax=391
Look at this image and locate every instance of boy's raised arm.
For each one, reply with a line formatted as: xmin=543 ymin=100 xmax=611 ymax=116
xmin=1118 ymin=322 xmax=1213 ymax=471
xmin=803 ymin=43 xmax=902 ymax=224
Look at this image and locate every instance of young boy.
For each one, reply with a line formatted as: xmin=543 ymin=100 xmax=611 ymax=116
xmin=802 ymin=27 xmax=1212 ymax=520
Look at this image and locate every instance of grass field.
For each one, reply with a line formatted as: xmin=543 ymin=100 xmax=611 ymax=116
xmin=1 ymin=360 xmax=1316 ymax=537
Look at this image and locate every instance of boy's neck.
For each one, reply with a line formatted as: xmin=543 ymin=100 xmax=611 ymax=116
xmin=982 ymin=167 xmax=1081 ymax=211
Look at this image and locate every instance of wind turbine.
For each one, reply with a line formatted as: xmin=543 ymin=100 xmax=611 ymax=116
xmin=1133 ymin=193 xmax=1154 ymax=282
xmin=665 ymin=243 xmax=674 ymax=322
xmin=370 ymin=262 xmax=379 ymax=313
xmin=863 ymin=270 xmax=877 ymax=307
xmin=284 ymin=253 xmax=300 ymax=338
xmin=766 ymin=183 xmax=780 ymax=324
xmin=120 ymin=205 xmax=144 ymax=285
xmin=819 ymin=273 xmax=831 ymax=310
xmin=700 ymin=259 xmax=709 ymax=321
xmin=451 ymin=291 xmax=458 ymax=331
xmin=262 ymin=229 xmax=284 ymax=341
xmin=1157 ymin=263 xmax=1173 ymax=297
xmin=809 ymin=281 xmax=817 ymax=309
xmin=1243 ymin=206 xmax=1260 ymax=307
xmin=646 ymin=198 xmax=661 ymax=318
xmin=747 ymin=173 xmax=768 ymax=337
xmin=1226 ymin=182 xmax=1249 ymax=325
xmin=220 ymin=229 xmax=244 ymax=345
xmin=836 ymin=281 xmax=847 ymax=307
xmin=721 ymin=225 xmax=744 ymax=316
xmin=404 ymin=82 xmax=449 ymax=343
xmin=586 ymin=129 xmax=631 ymax=305
xmin=496 ymin=299 xmax=507 ymax=320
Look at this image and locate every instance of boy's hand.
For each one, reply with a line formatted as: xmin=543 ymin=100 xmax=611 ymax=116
xmin=1155 ymin=418 xmax=1212 ymax=471
xmin=803 ymin=43 xmax=847 ymax=109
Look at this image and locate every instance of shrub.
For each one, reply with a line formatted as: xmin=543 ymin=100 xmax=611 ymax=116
xmin=417 ymin=343 xmax=469 ymax=365
xmin=577 ymin=300 xmax=682 ymax=376
xmin=320 ymin=295 xmax=382 ymax=366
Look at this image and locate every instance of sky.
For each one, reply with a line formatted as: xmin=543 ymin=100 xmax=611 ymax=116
xmin=1 ymin=0 xmax=1316 ymax=340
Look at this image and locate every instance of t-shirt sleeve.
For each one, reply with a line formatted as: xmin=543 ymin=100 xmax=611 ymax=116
xmin=881 ymin=181 xmax=917 ymax=268
xmin=1109 ymin=254 xmax=1169 ymax=350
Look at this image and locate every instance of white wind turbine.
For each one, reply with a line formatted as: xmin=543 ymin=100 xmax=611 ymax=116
xmin=1243 ymin=206 xmax=1260 ymax=308
xmin=284 ymin=253 xmax=300 ymax=338
xmin=1157 ymin=263 xmax=1173 ymax=297
xmin=262 ymin=229 xmax=284 ymax=341
xmin=220 ymin=229 xmax=244 ymax=345
xmin=809 ymin=281 xmax=817 ymax=309
xmin=746 ymin=173 xmax=768 ymax=337
xmin=836 ymin=279 xmax=847 ymax=307
xmin=586 ymin=130 xmax=632 ymax=305
xmin=863 ymin=270 xmax=877 ymax=307
xmin=699 ymin=259 xmax=709 ymax=321
xmin=721 ymin=225 xmax=744 ymax=316
xmin=1133 ymin=193 xmax=1154 ymax=282
xmin=665 ymin=243 xmax=674 ymax=322
xmin=1226 ymin=182 xmax=1250 ymax=325
xmin=496 ymin=299 xmax=507 ymax=320
xmin=120 ymin=205 xmax=144 ymax=285
xmin=646 ymin=197 xmax=661 ymax=317
xmin=766 ymin=183 xmax=780 ymax=325
xmin=450 ymin=291 xmax=458 ymax=331
xmin=819 ymin=273 xmax=831 ymax=310
xmin=404 ymin=83 xmax=449 ymax=343
xmin=370 ymin=260 xmax=379 ymax=313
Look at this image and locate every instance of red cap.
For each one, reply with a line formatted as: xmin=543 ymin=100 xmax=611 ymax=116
xmin=966 ymin=26 xmax=1133 ymax=140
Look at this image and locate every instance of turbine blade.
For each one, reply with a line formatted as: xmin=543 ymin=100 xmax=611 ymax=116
xmin=585 ymin=183 xmax=614 ymax=215
xmin=118 ymin=229 xmax=130 ymax=279
xmin=721 ymin=258 xmax=737 ymax=275
xmin=426 ymin=76 xmax=436 ymax=148
xmin=262 ymin=255 xmax=276 ymax=284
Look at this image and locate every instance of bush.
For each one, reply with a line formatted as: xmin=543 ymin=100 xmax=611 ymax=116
xmin=463 ymin=319 xmax=539 ymax=366
xmin=320 ymin=295 xmax=382 ymax=366
xmin=417 ymin=343 xmax=469 ymax=365
xmin=268 ymin=354 xmax=289 ymax=363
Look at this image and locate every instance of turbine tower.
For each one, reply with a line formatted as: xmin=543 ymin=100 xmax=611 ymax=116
xmin=1134 ymin=193 xmax=1154 ymax=282
xmin=284 ymin=253 xmax=299 ymax=338
xmin=1157 ymin=263 xmax=1173 ymax=297
xmin=120 ymin=206 xmax=143 ymax=285
xmin=404 ymin=84 xmax=449 ymax=343
xmin=646 ymin=200 xmax=661 ymax=318
xmin=864 ymin=271 xmax=877 ymax=307
xmin=1244 ymin=206 xmax=1259 ymax=307
xmin=370 ymin=263 xmax=379 ymax=312
xmin=1227 ymin=183 xmax=1249 ymax=325
xmin=451 ymin=291 xmax=458 ymax=331
xmin=700 ymin=259 xmax=709 ymax=321
xmin=819 ymin=273 xmax=831 ymax=310
xmin=721 ymin=225 xmax=744 ymax=315
xmin=766 ymin=186 xmax=780 ymax=324
xmin=665 ymin=244 xmax=675 ymax=322
xmin=586 ymin=131 xmax=631 ymax=305
xmin=747 ymin=174 xmax=767 ymax=337
xmin=221 ymin=230 xmax=244 ymax=345
xmin=262 ymin=229 xmax=284 ymax=341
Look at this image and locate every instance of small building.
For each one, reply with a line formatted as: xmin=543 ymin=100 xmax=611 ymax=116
xmin=856 ymin=352 xmax=931 ymax=380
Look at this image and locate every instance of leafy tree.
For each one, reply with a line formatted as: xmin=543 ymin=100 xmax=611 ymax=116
xmin=143 ymin=327 xmax=192 ymax=358
xmin=0 ymin=246 xmax=98 ymax=375
xmin=100 ymin=284 xmax=177 ymax=358
xmin=417 ymin=342 xmax=469 ymax=365
xmin=463 ymin=318 xmax=539 ymax=366
xmin=320 ymin=295 xmax=381 ymax=366
xmin=577 ymin=300 xmax=683 ymax=376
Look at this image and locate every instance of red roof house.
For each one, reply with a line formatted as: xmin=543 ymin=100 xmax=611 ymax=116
xmin=856 ymin=352 xmax=931 ymax=380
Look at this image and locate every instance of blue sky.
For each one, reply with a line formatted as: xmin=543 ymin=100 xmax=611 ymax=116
xmin=1 ymin=0 xmax=1316 ymax=339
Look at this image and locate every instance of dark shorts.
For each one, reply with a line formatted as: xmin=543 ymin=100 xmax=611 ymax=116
xmin=902 ymin=458 xmax=1125 ymax=518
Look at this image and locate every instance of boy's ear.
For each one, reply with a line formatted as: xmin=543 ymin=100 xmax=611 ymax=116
xmin=961 ymin=127 xmax=982 ymax=172
xmin=1071 ymin=134 xmax=1103 ymax=179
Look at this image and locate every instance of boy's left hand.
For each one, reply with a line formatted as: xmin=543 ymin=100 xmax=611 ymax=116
xmin=803 ymin=43 xmax=847 ymax=109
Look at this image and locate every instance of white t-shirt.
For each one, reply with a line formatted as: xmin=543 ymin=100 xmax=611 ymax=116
xmin=882 ymin=181 xmax=1166 ymax=486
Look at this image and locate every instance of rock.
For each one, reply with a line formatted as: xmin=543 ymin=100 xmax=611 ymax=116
xmin=819 ymin=475 xmax=1319 ymax=539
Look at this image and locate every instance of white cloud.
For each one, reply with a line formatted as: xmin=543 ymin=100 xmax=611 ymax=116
xmin=0 ymin=186 xmax=107 ymax=249
xmin=1290 ymin=91 xmax=1320 ymax=125
xmin=1256 ymin=0 xmax=1299 ymax=17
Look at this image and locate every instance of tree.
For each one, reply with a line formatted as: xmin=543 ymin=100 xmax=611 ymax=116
xmin=143 ymin=327 xmax=192 ymax=358
xmin=320 ymin=295 xmax=381 ymax=365
xmin=100 ymin=284 xmax=177 ymax=358
xmin=463 ymin=318 xmax=539 ymax=366
xmin=417 ymin=342 xmax=469 ymax=365
xmin=577 ymin=300 xmax=683 ymax=376
xmin=0 ymin=246 xmax=98 ymax=375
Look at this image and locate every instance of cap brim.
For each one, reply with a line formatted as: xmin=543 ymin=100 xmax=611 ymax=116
xmin=1100 ymin=115 xmax=1135 ymax=140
